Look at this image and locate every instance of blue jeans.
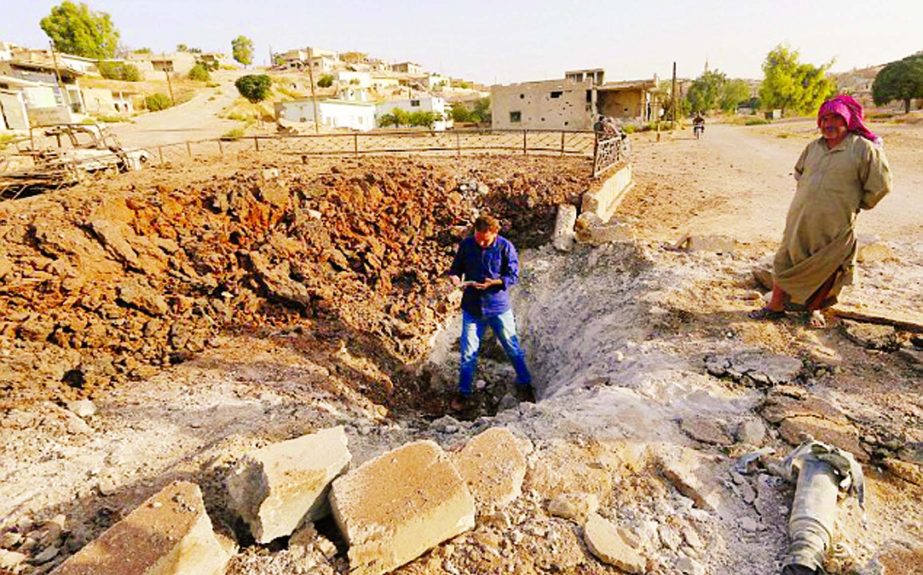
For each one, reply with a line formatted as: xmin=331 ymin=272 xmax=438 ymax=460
xmin=458 ymin=309 xmax=532 ymax=395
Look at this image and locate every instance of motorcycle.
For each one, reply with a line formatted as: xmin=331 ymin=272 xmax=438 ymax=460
xmin=693 ymin=122 xmax=705 ymax=139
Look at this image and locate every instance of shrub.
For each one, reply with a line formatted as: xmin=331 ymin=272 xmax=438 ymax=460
xmin=99 ymin=61 xmax=141 ymax=82
xmin=234 ymin=74 xmax=272 ymax=103
xmin=317 ymin=74 xmax=334 ymax=88
xmin=188 ymin=63 xmax=211 ymax=82
xmin=144 ymin=93 xmax=172 ymax=111
xmin=221 ymin=127 xmax=245 ymax=140
xmin=745 ymin=118 xmax=769 ymax=126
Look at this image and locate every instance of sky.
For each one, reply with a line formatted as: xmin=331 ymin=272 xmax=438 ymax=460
xmin=4 ymin=0 xmax=922 ymax=85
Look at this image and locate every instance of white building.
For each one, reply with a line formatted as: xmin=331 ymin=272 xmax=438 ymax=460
xmin=276 ymin=98 xmax=375 ymax=131
xmin=425 ymin=73 xmax=449 ymax=91
xmin=375 ymin=95 xmax=452 ymax=131
xmin=336 ymin=70 xmax=372 ymax=88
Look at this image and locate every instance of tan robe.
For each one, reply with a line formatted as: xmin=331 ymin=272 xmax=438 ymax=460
xmin=773 ymin=133 xmax=892 ymax=305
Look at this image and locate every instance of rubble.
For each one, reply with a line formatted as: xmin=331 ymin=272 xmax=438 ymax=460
xmin=51 ymin=481 xmax=234 ymax=575
xmin=547 ymin=493 xmax=599 ymax=522
xmin=551 ymin=204 xmax=577 ymax=252
xmin=583 ymin=513 xmax=646 ymax=574
xmin=841 ymin=320 xmax=906 ymax=351
xmin=705 ymin=351 xmax=804 ymax=386
xmin=654 ymin=444 xmax=729 ymax=514
xmin=329 ymin=440 xmax=476 ymax=575
xmin=452 ymin=427 xmax=527 ymax=512
xmin=226 ymin=426 xmax=352 ymax=543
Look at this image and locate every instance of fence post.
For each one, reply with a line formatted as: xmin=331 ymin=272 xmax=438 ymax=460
xmin=253 ymin=136 xmax=260 ymax=152
xmin=186 ymin=141 xmax=192 ymax=157
xmin=218 ymin=139 xmax=224 ymax=156
xmin=523 ymin=130 xmax=528 ymax=155
xmin=158 ymin=146 xmax=164 ymax=164
xmin=456 ymin=132 xmax=461 ymax=158
xmin=560 ymin=131 xmax=566 ymax=156
xmin=354 ymin=133 xmax=359 ymax=157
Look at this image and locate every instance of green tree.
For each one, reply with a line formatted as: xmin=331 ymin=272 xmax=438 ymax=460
xmin=40 ymin=1 xmax=120 ymax=59
xmin=317 ymin=74 xmax=334 ymax=88
xmin=133 ymin=47 xmax=151 ymax=54
xmin=378 ymin=108 xmax=412 ymax=128
xmin=450 ymin=102 xmax=471 ymax=123
xmin=188 ymin=62 xmax=211 ymax=82
xmin=98 ymin=61 xmax=140 ymax=81
xmin=340 ymin=51 xmax=367 ymax=64
xmin=720 ymin=79 xmax=752 ymax=112
xmin=759 ymin=44 xmax=836 ymax=116
xmin=408 ymin=111 xmax=438 ymax=128
xmin=144 ymin=93 xmax=172 ymax=111
xmin=235 ymin=74 xmax=271 ymax=103
xmin=686 ymin=70 xmax=727 ymax=114
xmin=231 ymin=35 xmax=254 ymax=66
xmin=872 ymin=54 xmax=923 ymax=114
xmin=176 ymin=43 xmax=188 ymax=52
xmin=657 ymin=79 xmax=690 ymax=120
xmin=471 ymin=97 xmax=491 ymax=123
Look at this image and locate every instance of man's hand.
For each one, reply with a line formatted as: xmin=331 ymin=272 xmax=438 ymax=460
xmin=472 ymin=278 xmax=503 ymax=290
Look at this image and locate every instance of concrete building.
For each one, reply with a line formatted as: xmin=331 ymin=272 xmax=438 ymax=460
xmin=491 ymin=79 xmax=594 ymax=130
xmin=336 ymin=70 xmax=372 ymax=88
xmin=370 ymin=74 xmax=401 ymax=92
xmin=565 ymin=68 xmax=605 ymax=85
xmin=276 ymin=98 xmax=375 ymax=131
xmin=375 ymin=95 xmax=452 ymax=131
xmin=391 ymin=62 xmax=423 ymax=75
xmin=595 ymin=79 xmax=658 ymax=122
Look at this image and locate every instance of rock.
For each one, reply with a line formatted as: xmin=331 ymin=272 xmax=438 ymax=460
xmin=551 ymin=204 xmax=577 ymax=252
xmin=751 ymin=266 xmax=773 ymax=291
xmin=0 ymin=255 xmax=12 ymax=281
xmin=583 ymin=513 xmax=646 ymax=574
xmin=676 ymin=556 xmax=706 ymax=575
xmin=497 ymin=393 xmax=519 ymax=412
xmin=778 ymin=416 xmax=868 ymax=462
xmin=117 ymin=282 xmax=169 ymax=317
xmin=574 ymin=213 xmax=632 ymax=245
xmin=227 ymin=426 xmax=351 ymax=543
xmin=52 ymin=481 xmax=234 ymax=575
xmin=857 ymin=242 xmax=896 ymax=264
xmin=897 ymin=348 xmax=923 ymax=373
xmin=680 ymin=417 xmax=733 ymax=446
xmin=31 ymin=545 xmax=59 ymax=564
xmin=0 ymin=549 xmax=27 ymax=570
xmin=547 ymin=493 xmax=600 ymax=523
xmin=66 ymin=400 xmax=97 ymax=419
xmin=883 ymin=459 xmax=923 ymax=486
xmin=330 ymin=440 xmax=475 ymax=575
xmin=682 ymin=526 xmax=704 ymax=549
xmin=678 ymin=234 xmax=739 ymax=254
xmin=705 ymin=351 xmax=803 ymax=386
xmin=430 ymin=415 xmax=461 ymax=433
xmin=657 ymin=524 xmax=682 ymax=551
xmin=760 ymin=391 xmax=849 ymax=425
xmin=89 ymin=219 xmax=141 ymax=270
xmin=0 ymin=530 xmax=22 ymax=548
xmin=452 ymin=428 xmax=526 ymax=512
xmin=739 ymin=516 xmax=760 ymax=532
xmin=736 ymin=419 xmax=767 ymax=446
xmin=841 ymin=320 xmax=903 ymax=351
xmin=654 ymin=445 xmax=729 ymax=514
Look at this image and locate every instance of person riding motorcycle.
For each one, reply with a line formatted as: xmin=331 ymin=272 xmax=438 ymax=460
xmin=693 ymin=113 xmax=705 ymax=138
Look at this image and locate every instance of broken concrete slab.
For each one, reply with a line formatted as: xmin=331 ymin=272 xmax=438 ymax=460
xmin=452 ymin=427 xmax=526 ymax=512
xmin=574 ymin=212 xmax=632 ymax=245
xmin=841 ymin=320 xmax=905 ymax=351
xmin=329 ymin=440 xmax=475 ymax=575
xmin=831 ymin=303 xmax=923 ymax=334
xmin=582 ymin=163 xmax=632 ymax=222
xmin=526 ymin=440 xmax=615 ymax=503
xmin=583 ymin=513 xmax=646 ymax=574
xmin=705 ymin=351 xmax=803 ymax=386
xmin=547 ymin=493 xmax=599 ymax=523
xmin=760 ymin=391 xmax=849 ymax=426
xmin=551 ymin=204 xmax=577 ymax=252
xmin=736 ymin=419 xmax=767 ymax=446
xmin=680 ymin=416 xmax=733 ymax=446
xmin=227 ymin=426 xmax=351 ymax=543
xmin=51 ymin=481 xmax=234 ymax=575
xmin=675 ymin=234 xmax=740 ymax=254
xmin=778 ymin=416 xmax=868 ymax=462
xmin=653 ymin=444 xmax=729 ymax=514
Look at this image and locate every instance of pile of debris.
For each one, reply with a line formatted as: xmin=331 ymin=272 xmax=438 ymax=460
xmin=0 ymin=155 xmax=590 ymax=408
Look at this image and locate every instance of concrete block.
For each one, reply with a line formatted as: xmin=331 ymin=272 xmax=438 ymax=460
xmin=227 ymin=426 xmax=351 ymax=543
xmin=452 ymin=427 xmax=526 ymax=512
xmin=583 ymin=513 xmax=646 ymax=574
xmin=51 ymin=481 xmax=234 ymax=575
xmin=653 ymin=444 xmax=729 ymax=514
xmin=547 ymin=492 xmax=599 ymax=522
xmin=330 ymin=440 xmax=475 ymax=575
xmin=574 ymin=212 xmax=632 ymax=245
xmin=551 ymin=204 xmax=578 ymax=252
xmin=582 ymin=164 xmax=632 ymax=222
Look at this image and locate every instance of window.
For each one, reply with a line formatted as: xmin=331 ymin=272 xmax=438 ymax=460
xmin=410 ymin=99 xmax=420 ymax=107
xmin=550 ymin=91 xmax=562 ymax=98
xmin=510 ymin=111 xmax=521 ymax=123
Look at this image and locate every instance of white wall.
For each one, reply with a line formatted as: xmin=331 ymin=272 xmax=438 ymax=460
xmin=336 ymin=71 xmax=372 ymax=88
xmin=277 ymin=100 xmax=375 ymax=131
xmin=375 ymin=96 xmax=452 ymax=130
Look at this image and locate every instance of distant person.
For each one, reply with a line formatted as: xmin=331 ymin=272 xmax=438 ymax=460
xmin=693 ymin=112 xmax=705 ymax=138
xmin=446 ymin=215 xmax=534 ymax=411
xmin=750 ymin=94 xmax=891 ymax=328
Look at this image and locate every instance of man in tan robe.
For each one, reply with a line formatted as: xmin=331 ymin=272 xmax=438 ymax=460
xmin=752 ymin=95 xmax=892 ymax=327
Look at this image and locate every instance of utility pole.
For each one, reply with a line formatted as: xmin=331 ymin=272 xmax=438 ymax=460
xmin=671 ymin=61 xmax=677 ymax=130
xmin=164 ymin=67 xmax=176 ymax=106
xmin=305 ymin=56 xmax=320 ymax=134
xmin=268 ymin=45 xmax=273 ymax=68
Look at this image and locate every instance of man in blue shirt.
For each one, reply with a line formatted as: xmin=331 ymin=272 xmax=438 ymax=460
xmin=447 ymin=215 xmax=533 ymax=411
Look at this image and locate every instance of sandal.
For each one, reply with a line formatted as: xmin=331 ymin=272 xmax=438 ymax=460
xmin=748 ymin=307 xmax=785 ymax=321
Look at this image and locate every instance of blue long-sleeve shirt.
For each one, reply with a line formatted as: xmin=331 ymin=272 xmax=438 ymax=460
xmin=448 ymin=235 xmax=520 ymax=317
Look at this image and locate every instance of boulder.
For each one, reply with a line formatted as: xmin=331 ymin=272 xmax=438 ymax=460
xmin=227 ymin=426 xmax=351 ymax=543
xmin=547 ymin=493 xmax=599 ymax=523
xmin=551 ymin=204 xmax=578 ymax=252
xmin=680 ymin=417 xmax=733 ymax=446
xmin=329 ymin=440 xmax=475 ymax=575
xmin=51 ymin=481 xmax=234 ymax=575
xmin=583 ymin=513 xmax=645 ymax=574
xmin=452 ymin=427 xmax=526 ymax=512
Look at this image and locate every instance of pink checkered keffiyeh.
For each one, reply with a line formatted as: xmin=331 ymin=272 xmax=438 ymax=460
xmin=817 ymin=94 xmax=882 ymax=146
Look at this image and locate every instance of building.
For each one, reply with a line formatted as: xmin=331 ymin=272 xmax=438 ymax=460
xmin=491 ymin=79 xmax=594 ymax=130
xmin=336 ymin=70 xmax=372 ymax=88
xmin=370 ymin=73 xmax=401 ymax=92
xmin=375 ymin=95 xmax=452 ymax=131
xmin=276 ymin=98 xmax=375 ymax=131
xmin=391 ymin=62 xmax=423 ymax=75
xmin=491 ymin=71 xmax=659 ymax=130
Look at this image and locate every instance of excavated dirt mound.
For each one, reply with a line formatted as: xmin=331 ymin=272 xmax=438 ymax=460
xmin=0 ymin=153 xmax=591 ymax=411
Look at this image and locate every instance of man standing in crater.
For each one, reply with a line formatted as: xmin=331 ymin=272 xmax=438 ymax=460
xmin=447 ymin=215 xmax=534 ymax=411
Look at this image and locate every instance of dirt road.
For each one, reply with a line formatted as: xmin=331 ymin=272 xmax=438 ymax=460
xmin=110 ymin=70 xmax=244 ymax=148
xmin=627 ymin=121 xmax=923 ymax=244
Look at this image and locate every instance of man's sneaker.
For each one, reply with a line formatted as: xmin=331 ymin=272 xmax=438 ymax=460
xmin=450 ymin=393 xmax=473 ymax=412
xmin=515 ymin=384 xmax=536 ymax=403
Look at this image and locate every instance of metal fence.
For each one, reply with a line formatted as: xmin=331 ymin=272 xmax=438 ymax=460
xmin=592 ymin=135 xmax=630 ymax=177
